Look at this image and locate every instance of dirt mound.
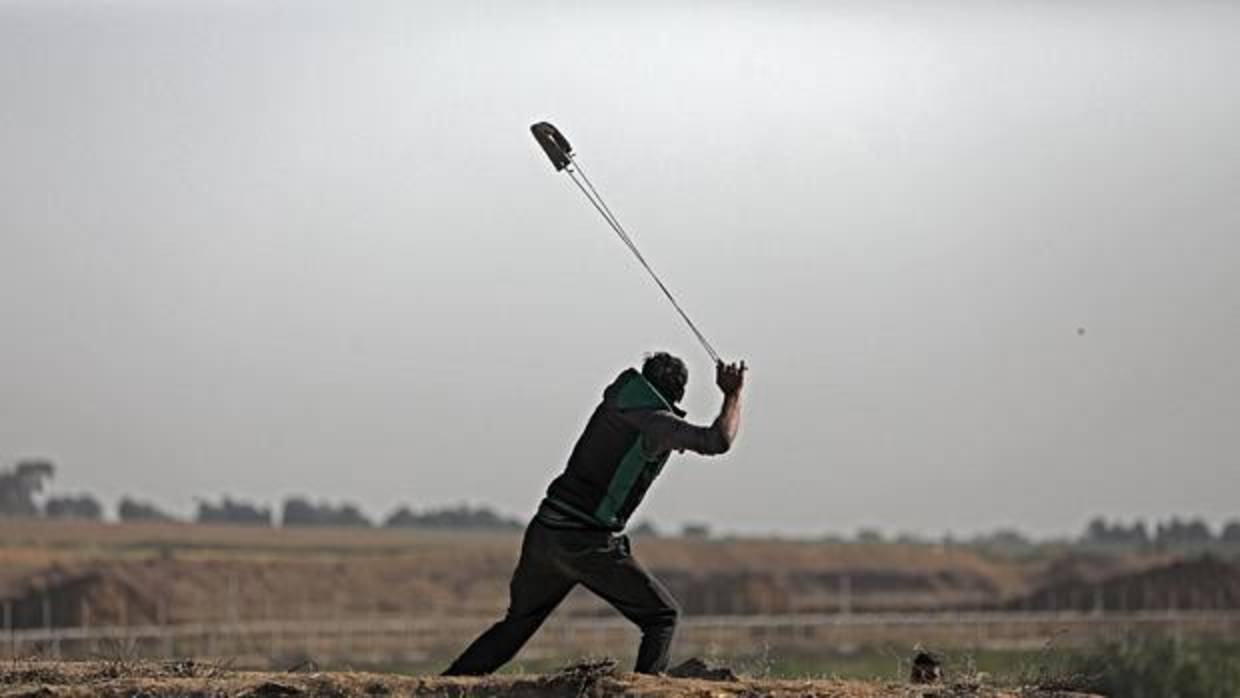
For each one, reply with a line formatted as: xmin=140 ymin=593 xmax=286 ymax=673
xmin=0 ymin=660 xmax=1102 ymax=697
xmin=5 ymin=518 xmax=1222 ymax=627
xmin=0 ymin=521 xmax=1040 ymax=630
xmin=1011 ymin=554 xmax=1240 ymax=612
xmin=1027 ymin=551 xmax=1159 ymax=590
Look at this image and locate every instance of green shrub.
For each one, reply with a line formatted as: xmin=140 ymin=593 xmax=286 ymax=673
xmin=1057 ymin=637 xmax=1240 ymax=698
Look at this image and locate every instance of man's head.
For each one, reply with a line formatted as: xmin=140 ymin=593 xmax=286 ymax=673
xmin=641 ymin=352 xmax=687 ymax=405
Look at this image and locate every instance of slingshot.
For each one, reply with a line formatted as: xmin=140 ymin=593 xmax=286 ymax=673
xmin=530 ymin=122 xmax=721 ymax=364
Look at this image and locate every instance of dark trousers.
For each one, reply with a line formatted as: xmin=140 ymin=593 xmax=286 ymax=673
xmin=443 ymin=519 xmax=680 ymax=675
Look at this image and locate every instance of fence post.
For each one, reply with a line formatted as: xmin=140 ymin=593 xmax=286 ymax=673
xmin=338 ymin=590 xmax=352 ymax=661
xmin=3 ymin=600 xmax=11 ymax=659
xmin=81 ymin=597 xmax=92 ymax=658
xmin=160 ymin=595 xmax=173 ymax=658
xmin=43 ymin=593 xmax=61 ymax=660
xmin=265 ymin=591 xmax=276 ymax=665
xmin=839 ymin=574 xmax=852 ymax=616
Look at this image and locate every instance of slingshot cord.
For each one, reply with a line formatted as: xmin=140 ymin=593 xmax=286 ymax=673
xmin=564 ymin=157 xmax=721 ymax=364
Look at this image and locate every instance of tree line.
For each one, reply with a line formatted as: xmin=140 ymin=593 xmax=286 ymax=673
xmin=1080 ymin=516 xmax=1240 ymax=548
xmin=4 ymin=460 xmax=1240 ymax=544
xmin=190 ymin=496 xmax=523 ymax=530
xmin=0 ymin=460 xmax=522 ymax=531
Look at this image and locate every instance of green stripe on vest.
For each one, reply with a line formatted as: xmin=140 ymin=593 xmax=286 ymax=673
xmin=595 ymin=438 xmax=651 ymax=524
xmin=594 ymin=372 xmax=671 ymax=525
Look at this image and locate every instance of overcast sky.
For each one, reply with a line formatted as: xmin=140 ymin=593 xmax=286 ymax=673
xmin=1 ymin=0 xmax=1236 ymax=537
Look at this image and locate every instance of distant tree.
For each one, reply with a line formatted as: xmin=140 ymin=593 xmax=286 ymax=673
xmin=282 ymin=497 xmax=318 ymax=526
xmin=330 ymin=503 xmax=370 ymax=527
xmin=17 ymin=460 xmax=55 ymax=482
xmin=0 ymin=459 xmax=55 ymax=517
xmin=681 ymin=522 xmax=711 ymax=539
xmin=281 ymin=497 xmax=371 ymax=527
xmin=629 ymin=519 xmax=660 ymax=537
xmin=382 ymin=504 xmax=520 ymax=530
xmin=383 ymin=506 xmax=418 ymax=528
xmin=855 ymin=528 xmax=885 ymax=544
xmin=1221 ymin=520 xmax=1240 ymax=544
xmin=970 ymin=528 xmax=1033 ymax=549
xmin=196 ymin=496 xmax=271 ymax=526
xmin=1154 ymin=517 xmax=1214 ymax=547
xmin=118 ymin=497 xmax=174 ymax=522
xmin=44 ymin=494 xmax=103 ymax=520
xmin=1084 ymin=517 xmax=1109 ymax=543
xmin=1081 ymin=517 xmax=1150 ymax=546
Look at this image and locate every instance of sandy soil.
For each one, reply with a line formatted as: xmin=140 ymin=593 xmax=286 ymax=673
xmin=0 ymin=660 xmax=1100 ymax=697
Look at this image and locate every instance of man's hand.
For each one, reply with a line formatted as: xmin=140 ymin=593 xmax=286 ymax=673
xmin=715 ymin=360 xmax=747 ymax=396
xmin=709 ymin=360 xmax=745 ymax=452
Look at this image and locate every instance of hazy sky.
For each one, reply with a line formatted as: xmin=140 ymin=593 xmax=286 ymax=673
xmin=2 ymin=1 xmax=1237 ymax=537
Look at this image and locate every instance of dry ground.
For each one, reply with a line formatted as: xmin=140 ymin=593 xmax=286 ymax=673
xmin=0 ymin=660 xmax=1099 ymax=698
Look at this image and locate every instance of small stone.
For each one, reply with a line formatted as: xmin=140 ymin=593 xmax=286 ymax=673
xmin=910 ymin=651 xmax=942 ymax=684
xmin=667 ymin=657 xmax=739 ymax=682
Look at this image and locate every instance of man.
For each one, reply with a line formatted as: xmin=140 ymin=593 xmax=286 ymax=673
xmin=443 ymin=353 xmax=746 ymax=676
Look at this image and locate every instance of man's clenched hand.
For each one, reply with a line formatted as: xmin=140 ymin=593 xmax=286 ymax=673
xmin=715 ymin=360 xmax=747 ymax=396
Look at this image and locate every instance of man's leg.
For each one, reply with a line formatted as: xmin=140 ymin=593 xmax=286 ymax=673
xmin=575 ymin=535 xmax=680 ymax=674
xmin=442 ymin=523 xmax=575 ymax=675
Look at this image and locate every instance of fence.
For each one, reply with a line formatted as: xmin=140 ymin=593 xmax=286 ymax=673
xmin=4 ymin=610 xmax=1238 ymax=667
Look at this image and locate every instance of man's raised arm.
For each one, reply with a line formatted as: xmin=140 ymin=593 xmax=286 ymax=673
xmin=712 ymin=360 xmax=746 ymax=451
xmin=627 ymin=360 xmax=747 ymax=457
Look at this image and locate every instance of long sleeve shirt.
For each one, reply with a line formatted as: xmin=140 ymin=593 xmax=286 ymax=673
xmin=616 ymin=408 xmax=732 ymax=458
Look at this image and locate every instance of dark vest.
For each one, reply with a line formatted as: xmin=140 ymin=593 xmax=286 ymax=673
xmin=541 ymin=369 xmax=675 ymax=531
